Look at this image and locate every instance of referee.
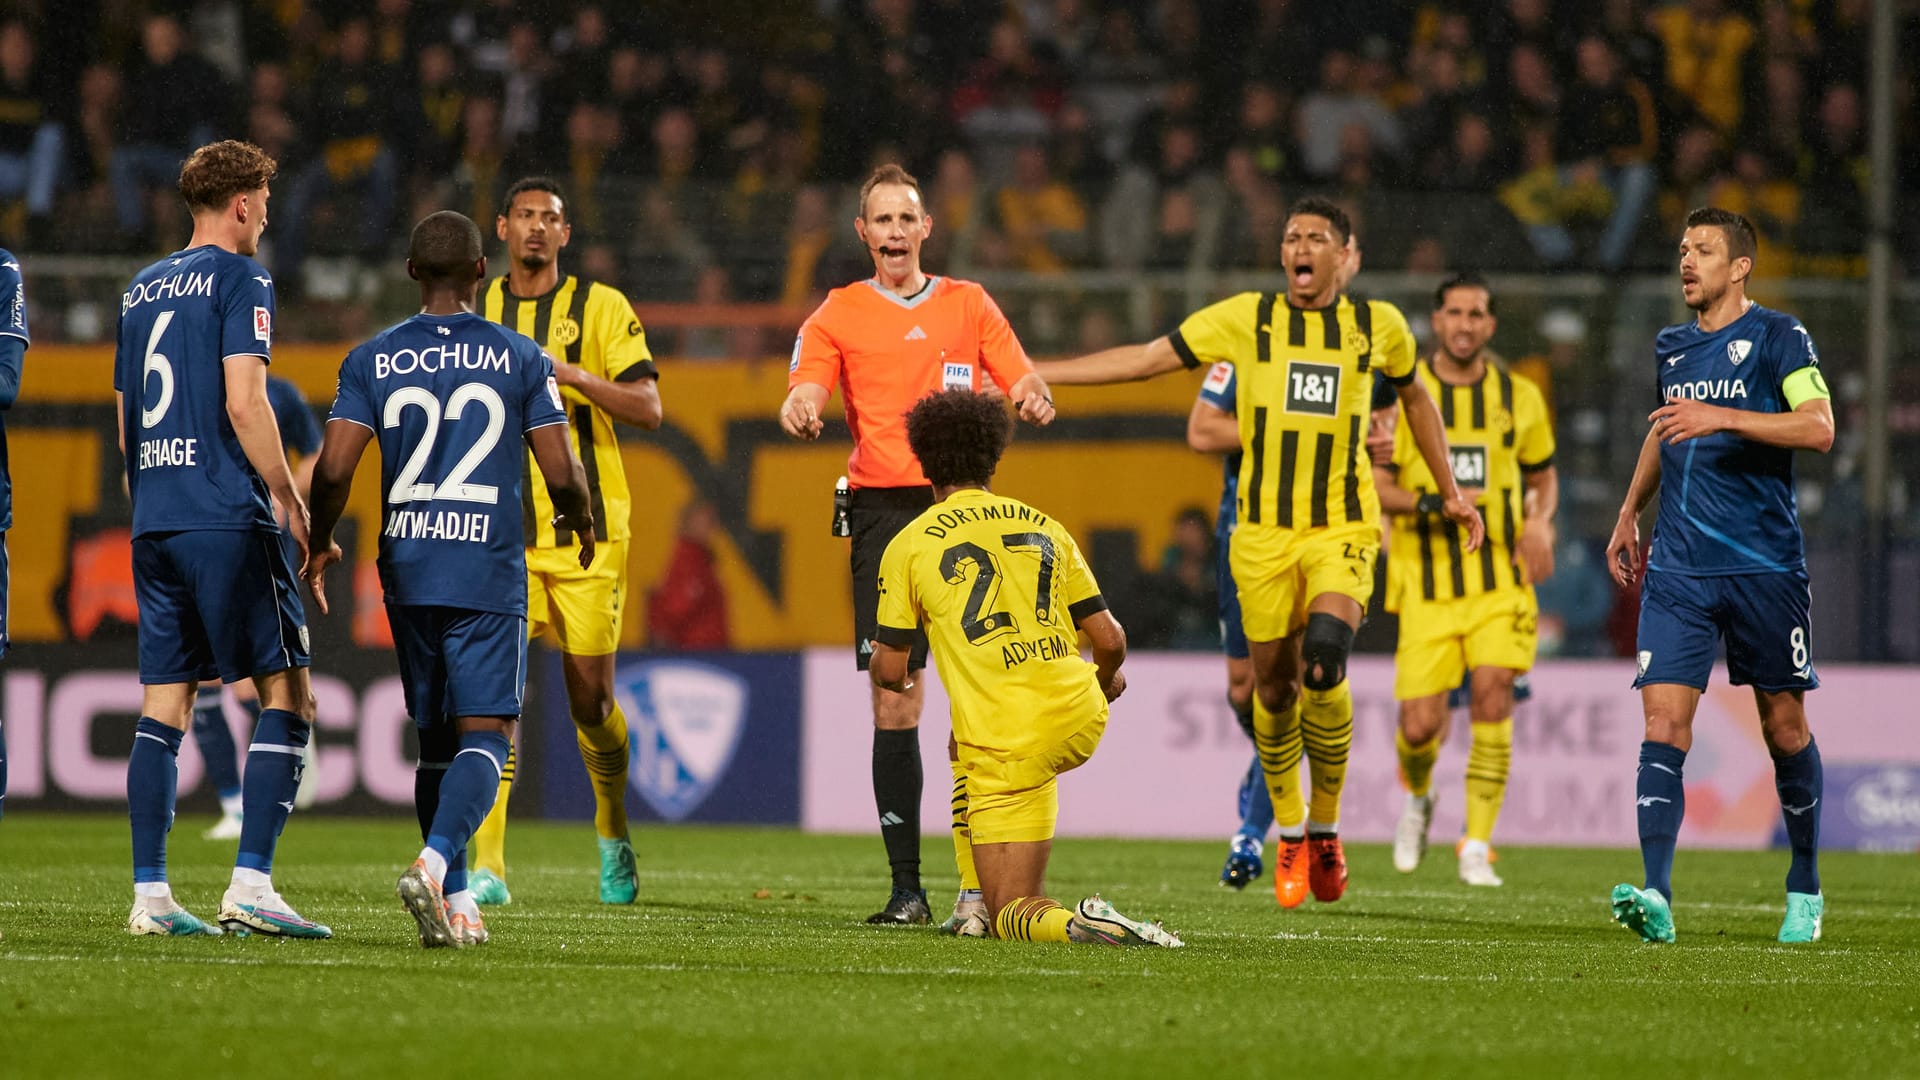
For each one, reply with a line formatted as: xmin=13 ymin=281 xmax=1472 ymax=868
xmin=780 ymin=164 xmax=1055 ymax=927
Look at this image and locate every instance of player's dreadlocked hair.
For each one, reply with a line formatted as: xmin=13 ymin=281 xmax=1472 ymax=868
xmin=178 ymin=140 xmax=277 ymax=213
xmin=408 ymin=211 xmax=484 ymax=284
xmin=905 ymin=389 xmax=1012 ymax=489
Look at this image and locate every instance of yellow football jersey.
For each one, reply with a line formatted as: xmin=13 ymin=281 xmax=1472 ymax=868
xmin=1385 ymin=358 xmax=1555 ymax=608
xmin=482 ymin=274 xmax=657 ymax=547
xmin=875 ymin=488 xmax=1108 ymax=760
xmin=1170 ymin=292 xmax=1416 ymax=531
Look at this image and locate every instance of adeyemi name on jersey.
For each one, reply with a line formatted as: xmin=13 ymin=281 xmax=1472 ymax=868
xmin=382 ymin=508 xmax=491 ymax=543
xmin=121 ymin=271 xmax=215 ymax=313
xmin=373 ymin=342 xmax=514 ymax=379
xmin=1664 ymin=377 xmax=1749 ymax=403
xmin=1002 ymin=631 xmax=1078 ymax=670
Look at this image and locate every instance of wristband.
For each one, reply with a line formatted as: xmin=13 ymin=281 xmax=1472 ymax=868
xmin=1415 ymin=493 xmax=1445 ymax=515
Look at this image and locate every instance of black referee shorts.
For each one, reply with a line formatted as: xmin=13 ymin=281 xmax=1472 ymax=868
xmin=850 ymin=485 xmax=933 ymax=672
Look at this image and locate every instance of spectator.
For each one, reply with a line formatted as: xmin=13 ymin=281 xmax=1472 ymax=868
xmin=111 ymin=13 xmax=230 ymax=244
xmin=553 ymin=4 xmax=614 ymax=107
xmin=371 ymin=0 xmax=420 ymax=70
xmin=1656 ymin=123 xmax=1723 ymax=239
xmin=1793 ymin=83 xmax=1868 ymax=275
xmin=1558 ymin=35 xmax=1658 ymax=269
xmin=607 ymin=47 xmax=677 ymax=146
xmin=647 ymin=500 xmax=732 ymax=651
xmin=1500 ymin=43 xmax=1562 ymax=137
xmin=278 ymin=16 xmax=402 ymax=290
xmin=1432 ymin=112 xmax=1504 ymax=192
xmin=1135 ymin=506 xmax=1217 ymax=651
xmin=400 ymin=42 xmax=466 ymax=185
xmin=446 ymin=95 xmax=509 ymax=228
xmin=242 ymin=63 xmax=299 ymax=178
xmin=1704 ymin=148 xmax=1799 ymax=277
xmin=68 ymin=63 xmax=120 ymax=209
xmin=1219 ymin=145 xmax=1286 ymax=269
xmin=1048 ymin=99 xmax=1111 ymax=199
xmin=1230 ymin=81 xmax=1297 ymax=185
xmin=995 ymin=142 xmax=1088 ymax=273
xmin=0 ymin=20 xmax=64 ymax=234
xmin=781 ymin=184 xmax=835 ymax=307
xmin=1590 ymin=0 xmax=1666 ymax=90
xmin=1297 ymin=50 xmax=1404 ymax=180
xmin=1650 ymin=0 xmax=1757 ymax=135
xmin=1499 ymin=123 xmax=1610 ymax=268
xmin=921 ymin=146 xmax=994 ymax=272
xmin=498 ymin=20 xmax=553 ymax=146
xmin=1077 ymin=8 xmax=1165 ymax=160
xmin=952 ymin=17 xmax=1061 ymax=178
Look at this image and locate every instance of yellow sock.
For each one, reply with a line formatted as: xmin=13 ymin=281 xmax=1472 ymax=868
xmin=471 ymin=745 xmax=513 ymax=876
xmin=1464 ymin=717 xmax=1514 ymax=843
xmin=1396 ymin=727 xmax=1441 ymax=798
xmin=1252 ymin=693 xmax=1305 ymax=832
xmin=1301 ymin=681 xmax=1353 ymax=827
xmin=950 ymin=759 xmax=979 ymax=892
xmin=993 ymin=896 xmax=1074 ymax=943
xmin=576 ymin=703 xmax=632 ymax=841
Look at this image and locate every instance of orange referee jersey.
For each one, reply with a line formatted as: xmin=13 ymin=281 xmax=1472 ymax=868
xmin=789 ymin=276 xmax=1035 ymax=489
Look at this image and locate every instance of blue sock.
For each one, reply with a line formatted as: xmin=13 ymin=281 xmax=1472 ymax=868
xmin=1636 ymin=740 xmax=1687 ymax=902
xmin=129 ymin=718 xmax=185 ymax=884
xmin=414 ymin=725 xmax=470 ymax=894
xmin=1237 ymin=754 xmax=1274 ymax=839
xmin=190 ymin=687 xmax=242 ymax=801
xmin=425 ymin=731 xmax=511 ymax=866
xmin=1 ymin=718 xmax=9 ymax=823
xmin=1774 ymin=737 xmax=1823 ymax=895
xmin=235 ymin=708 xmax=311 ymax=875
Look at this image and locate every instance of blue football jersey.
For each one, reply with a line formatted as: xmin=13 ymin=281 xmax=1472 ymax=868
xmin=1647 ymin=304 xmax=1822 ymax=576
xmin=1198 ymin=361 xmax=1242 ymax=531
xmin=267 ymin=374 xmax=321 ymax=457
xmin=113 ymin=246 xmax=279 ymax=537
xmin=0 ymin=248 xmax=27 ymax=533
xmin=329 ymin=312 xmax=568 ymax=615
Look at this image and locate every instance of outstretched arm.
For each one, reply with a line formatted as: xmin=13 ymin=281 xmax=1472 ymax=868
xmin=779 ymin=381 xmax=831 ymax=440
xmin=1036 ymin=336 xmax=1189 ymax=386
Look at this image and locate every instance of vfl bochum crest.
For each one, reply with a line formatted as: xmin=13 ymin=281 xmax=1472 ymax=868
xmin=616 ymin=660 xmax=749 ymax=820
xmin=1728 ymin=339 xmax=1752 ymax=366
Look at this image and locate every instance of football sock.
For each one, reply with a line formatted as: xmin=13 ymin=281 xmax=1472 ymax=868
xmin=415 ymin=721 xmax=454 ymax=841
xmin=994 ymin=896 xmax=1073 ymax=943
xmin=0 ymin=717 xmax=8 ymax=822
xmin=1396 ymin=727 xmax=1441 ymax=798
xmin=1773 ymin=736 xmax=1823 ymax=895
xmin=1232 ymin=696 xmax=1256 ymax=740
xmin=1464 ymin=717 xmax=1514 ymax=844
xmin=128 ymin=718 xmax=183 ymax=886
xmin=235 ymin=709 xmax=310 ymax=876
xmin=949 ymin=758 xmax=979 ymax=893
xmin=471 ymin=745 xmax=513 ymax=876
xmin=576 ymin=703 xmax=631 ymax=841
xmin=424 ymin=732 xmax=511 ymax=883
xmin=1636 ymin=740 xmax=1687 ymax=902
xmin=189 ymin=686 xmax=242 ymax=801
xmin=1302 ymin=681 xmax=1353 ymax=827
xmin=1252 ymin=693 xmax=1305 ymax=835
xmin=1236 ymin=754 xmax=1274 ymax=839
xmin=872 ymin=727 xmax=923 ymax=891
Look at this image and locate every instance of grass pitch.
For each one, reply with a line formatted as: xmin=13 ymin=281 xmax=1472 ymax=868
xmin=1 ymin=815 xmax=1915 ymax=1078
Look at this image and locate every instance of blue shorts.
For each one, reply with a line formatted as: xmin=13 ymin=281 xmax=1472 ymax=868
xmin=132 ymin=529 xmax=310 ymax=685
xmin=388 ymin=604 xmax=528 ymax=726
xmin=1216 ymin=523 xmax=1248 ymax=660
xmin=1634 ymin=568 xmax=1818 ymax=693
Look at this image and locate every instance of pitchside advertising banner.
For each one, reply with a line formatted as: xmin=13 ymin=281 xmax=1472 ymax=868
xmin=6 ymin=645 xmax=1918 ymax=850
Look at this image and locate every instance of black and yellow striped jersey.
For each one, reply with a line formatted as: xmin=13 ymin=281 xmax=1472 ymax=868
xmin=1384 ymin=357 xmax=1555 ymax=608
xmin=1170 ymin=292 xmax=1417 ymax=531
xmin=482 ymin=274 xmax=657 ymax=547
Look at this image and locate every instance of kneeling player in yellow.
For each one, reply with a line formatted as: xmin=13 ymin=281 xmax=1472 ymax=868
xmin=1375 ymin=273 xmax=1557 ymax=887
xmin=870 ymin=390 xmax=1181 ymax=947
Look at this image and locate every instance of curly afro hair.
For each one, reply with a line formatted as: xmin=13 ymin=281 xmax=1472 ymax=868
xmin=904 ymin=389 xmax=1012 ymax=489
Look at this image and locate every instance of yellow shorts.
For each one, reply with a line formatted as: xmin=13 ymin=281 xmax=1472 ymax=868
xmin=960 ymin=709 xmax=1108 ymax=845
xmin=1393 ymin=586 xmax=1538 ymax=700
xmin=1228 ymin=521 xmax=1379 ymax=642
xmin=526 ymin=539 xmax=628 ymax=657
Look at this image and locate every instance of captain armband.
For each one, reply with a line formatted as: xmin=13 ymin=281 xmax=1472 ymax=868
xmin=1781 ymin=366 xmax=1831 ymax=410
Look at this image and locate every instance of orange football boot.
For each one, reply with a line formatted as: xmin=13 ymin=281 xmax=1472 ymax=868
xmin=1273 ymin=838 xmax=1311 ymax=909
xmin=1308 ymin=833 xmax=1349 ymax=902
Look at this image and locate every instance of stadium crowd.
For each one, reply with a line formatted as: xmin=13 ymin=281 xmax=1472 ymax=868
xmin=0 ymin=0 xmax=1903 ymax=310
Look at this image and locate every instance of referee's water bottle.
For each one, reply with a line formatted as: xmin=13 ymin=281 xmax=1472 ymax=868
xmin=831 ymin=476 xmax=852 ymax=537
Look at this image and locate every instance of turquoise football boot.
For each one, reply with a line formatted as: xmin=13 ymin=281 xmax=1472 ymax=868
xmin=468 ymin=867 xmax=512 ymax=906
xmin=1610 ymin=883 xmax=1676 ymax=943
xmin=599 ymin=836 xmax=638 ymax=904
xmin=1778 ymin=892 xmax=1823 ymax=943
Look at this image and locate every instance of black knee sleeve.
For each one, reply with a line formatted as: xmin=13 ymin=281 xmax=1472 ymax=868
xmin=1301 ymin=613 xmax=1355 ymax=691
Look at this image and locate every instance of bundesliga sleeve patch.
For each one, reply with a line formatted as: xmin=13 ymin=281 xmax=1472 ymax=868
xmin=1203 ymin=361 xmax=1232 ymax=393
xmin=547 ymin=375 xmax=564 ymax=409
xmin=254 ymin=306 xmax=271 ymax=344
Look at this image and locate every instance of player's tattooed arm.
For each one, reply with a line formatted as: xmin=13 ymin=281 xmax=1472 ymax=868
xmin=303 ymin=419 xmax=371 ymax=614
xmin=1078 ymin=608 xmax=1128 ymax=702
xmin=1036 ymin=335 xmax=1186 ymax=386
xmin=1607 ymin=428 xmax=1663 ymax=588
xmin=529 ymin=422 xmax=595 ymax=569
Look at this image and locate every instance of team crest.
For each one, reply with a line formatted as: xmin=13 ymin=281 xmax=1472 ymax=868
xmin=1637 ymin=650 xmax=1652 ymax=678
xmin=1727 ymin=339 xmax=1752 ymax=366
xmin=618 ymin=660 xmax=749 ymax=821
xmin=1492 ymin=407 xmax=1513 ymax=435
xmin=1344 ymin=327 xmax=1370 ymax=354
xmin=552 ymin=317 xmax=581 ymax=346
